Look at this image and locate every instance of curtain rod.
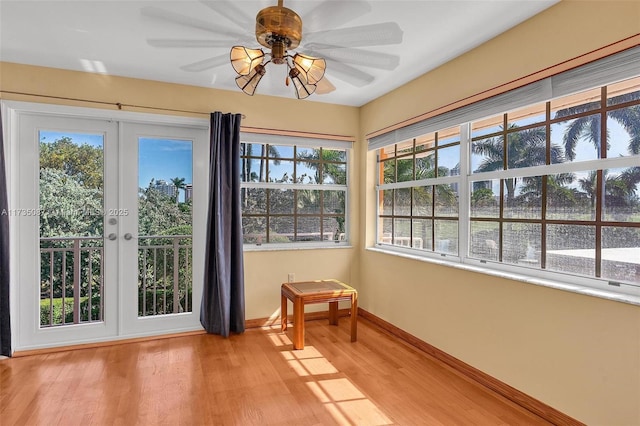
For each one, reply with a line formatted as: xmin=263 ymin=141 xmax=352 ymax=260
xmin=0 ymin=90 xmax=246 ymax=119
xmin=1 ymin=89 xmax=353 ymax=141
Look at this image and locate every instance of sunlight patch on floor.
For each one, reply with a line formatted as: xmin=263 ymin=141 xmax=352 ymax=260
xmin=266 ymin=331 xmax=292 ymax=347
xmin=307 ymin=379 xmax=392 ymax=425
xmin=270 ymin=324 xmax=393 ymax=425
xmin=281 ymin=346 xmax=339 ymax=376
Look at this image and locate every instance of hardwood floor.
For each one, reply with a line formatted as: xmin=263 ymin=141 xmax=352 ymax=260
xmin=1 ymin=318 xmax=551 ymax=425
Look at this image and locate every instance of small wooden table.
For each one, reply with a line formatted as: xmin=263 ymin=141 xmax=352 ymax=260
xmin=281 ymin=280 xmax=358 ymax=350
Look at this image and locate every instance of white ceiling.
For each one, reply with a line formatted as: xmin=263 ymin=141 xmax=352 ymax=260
xmin=0 ymin=0 xmax=559 ymax=107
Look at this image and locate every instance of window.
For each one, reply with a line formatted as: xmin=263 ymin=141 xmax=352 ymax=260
xmin=468 ymin=77 xmax=640 ymax=284
xmin=374 ymin=62 xmax=640 ymax=297
xmin=240 ymin=134 xmax=350 ymax=247
xmin=378 ymin=127 xmax=461 ymax=255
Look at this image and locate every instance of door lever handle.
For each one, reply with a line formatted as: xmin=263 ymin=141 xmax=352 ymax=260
xmin=124 ymin=233 xmax=134 ymax=241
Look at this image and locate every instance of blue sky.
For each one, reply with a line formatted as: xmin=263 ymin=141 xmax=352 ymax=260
xmin=39 ymin=131 xmax=193 ymax=196
xmin=138 ymin=138 xmax=192 ymax=191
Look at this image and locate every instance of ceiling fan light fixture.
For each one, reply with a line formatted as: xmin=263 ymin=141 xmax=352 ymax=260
xmin=256 ymin=4 xmax=302 ymax=50
xmin=226 ymin=0 xmax=329 ymax=99
xmin=230 ymin=45 xmax=265 ymax=76
xmin=235 ymin=64 xmax=266 ymax=96
xmin=293 ymin=53 xmax=326 ymax=84
xmin=289 ymin=67 xmax=316 ymax=99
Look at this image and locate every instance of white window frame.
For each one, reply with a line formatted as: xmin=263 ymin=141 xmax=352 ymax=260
xmin=240 ymin=132 xmax=352 ymax=251
xmin=371 ymin=46 xmax=640 ymax=302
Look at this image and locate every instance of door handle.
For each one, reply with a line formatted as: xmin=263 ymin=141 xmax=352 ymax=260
xmin=124 ymin=233 xmax=134 ymax=241
xmin=108 ymin=233 xmax=117 ymax=241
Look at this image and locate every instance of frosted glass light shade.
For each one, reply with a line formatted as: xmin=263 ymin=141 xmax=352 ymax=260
xmin=293 ymin=53 xmax=326 ymax=84
xmin=231 ymin=46 xmax=265 ymax=76
xmin=289 ymin=68 xmax=316 ymax=99
xmin=235 ymin=64 xmax=266 ymax=96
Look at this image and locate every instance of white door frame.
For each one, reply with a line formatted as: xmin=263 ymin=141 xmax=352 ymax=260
xmin=119 ymin=122 xmax=208 ymax=337
xmin=2 ymin=100 xmax=209 ymax=352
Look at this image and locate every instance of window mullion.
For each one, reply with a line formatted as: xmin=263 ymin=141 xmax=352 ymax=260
xmin=459 ymin=123 xmax=471 ymax=263
xmin=596 ymin=86 xmax=607 ymax=277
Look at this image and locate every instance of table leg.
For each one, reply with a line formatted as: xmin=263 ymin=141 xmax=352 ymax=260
xmin=350 ymin=293 xmax=358 ymax=342
xmin=293 ymin=298 xmax=304 ymax=350
xmin=329 ymin=301 xmax=338 ymax=326
xmin=281 ymin=293 xmax=288 ymax=332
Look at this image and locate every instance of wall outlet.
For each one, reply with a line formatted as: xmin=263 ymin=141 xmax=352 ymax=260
xmin=288 ymin=273 xmax=295 ymax=283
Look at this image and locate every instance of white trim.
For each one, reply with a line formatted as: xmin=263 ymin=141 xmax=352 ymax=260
xmin=469 ymin=156 xmax=640 ymax=182
xmin=244 ymin=242 xmax=352 ymax=252
xmin=378 ymin=174 xmax=461 ymax=190
xmin=12 ymin=325 xmax=204 ymax=352
xmin=1 ymin=100 xmax=209 ymax=352
xmin=458 ymin=123 xmax=471 ymax=267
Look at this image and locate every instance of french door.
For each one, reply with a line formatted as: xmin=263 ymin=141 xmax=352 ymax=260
xmin=14 ymin=111 xmax=208 ymax=350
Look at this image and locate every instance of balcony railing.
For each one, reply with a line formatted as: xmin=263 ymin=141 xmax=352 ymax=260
xmin=39 ymin=235 xmax=192 ymax=327
xmin=138 ymin=235 xmax=192 ymax=317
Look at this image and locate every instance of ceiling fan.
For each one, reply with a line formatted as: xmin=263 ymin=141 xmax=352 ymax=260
xmin=142 ymin=0 xmax=404 ymax=99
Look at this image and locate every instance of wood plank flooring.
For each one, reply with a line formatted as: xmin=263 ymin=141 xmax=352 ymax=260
xmin=0 ymin=318 xmax=551 ymax=425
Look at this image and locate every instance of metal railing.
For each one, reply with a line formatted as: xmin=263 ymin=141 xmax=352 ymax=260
xmin=40 ymin=236 xmax=104 ymax=327
xmin=138 ymin=235 xmax=192 ymax=317
xmin=39 ymin=234 xmax=192 ymax=327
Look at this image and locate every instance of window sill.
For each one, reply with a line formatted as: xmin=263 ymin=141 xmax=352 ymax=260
xmin=244 ymin=243 xmax=353 ymax=252
xmin=366 ymin=246 xmax=640 ymax=307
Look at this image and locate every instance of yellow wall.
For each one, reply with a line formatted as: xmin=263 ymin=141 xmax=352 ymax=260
xmin=2 ymin=0 xmax=640 ymax=424
xmin=0 ymin=61 xmax=362 ymax=322
xmin=359 ymin=1 xmax=640 ymax=425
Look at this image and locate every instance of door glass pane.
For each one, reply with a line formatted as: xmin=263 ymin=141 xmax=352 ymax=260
xmin=138 ymin=138 xmax=193 ymax=317
xmin=39 ymin=131 xmax=104 ymax=327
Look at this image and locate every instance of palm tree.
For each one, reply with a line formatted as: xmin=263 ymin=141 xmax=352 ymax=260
xmin=472 ymin=125 xmax=563 ymax=204
xmin=241 ymin=143 xmax=282 ymax=182
xmin=170 ymin=177 xmax=186 ymax=205
xmin=555 ymin=91 xmax=640 ymax=160
xmin=261 ymin=145 xmax=281 ymax=182
xmin=577 ymin=169 xmax=640 ymax=212
xmin=519 ymin=173 xmax=578 ymax=208
xmin=297 ymin=148 xmax=346 ymax=184
xmin=297 ymin=148 xmax=347 ymax=240
xmin=578 ymin=171 xmax=598 ymax=209
xmin=241 ymin=143 xmax=254 ymax=182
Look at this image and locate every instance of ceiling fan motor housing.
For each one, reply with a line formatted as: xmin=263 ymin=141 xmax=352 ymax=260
xmin=256 ymin=5 xmax=302 ymax=63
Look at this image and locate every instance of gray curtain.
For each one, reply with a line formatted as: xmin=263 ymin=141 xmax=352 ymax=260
xmin=0 ymin=109 xmax=11 ymax=356
xmin=201 ymin=112 xmax=245 ymax=336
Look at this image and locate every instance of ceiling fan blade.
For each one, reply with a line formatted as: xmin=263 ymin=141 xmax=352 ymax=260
xmin=302 ymin=0 xmax=371 ymax=33
xmin=325 ymin=60 xmax=374 ymax=87
xmin=305 ymin=22 xmax=403 ymax=48
xmin=316 ymin=77 xmax=336 ymax=95
xmin=148 ymin=39 xmax=233 ymax=48
xmin=181 ymin=54 xmax=229 ymax=72
xmin=199 ymin=0 xmax=253 ymax=30
xmin=140 ymin=6 xmax=243 ymax=38
xmin=305 ymin=46 xmax=399 ymax=70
